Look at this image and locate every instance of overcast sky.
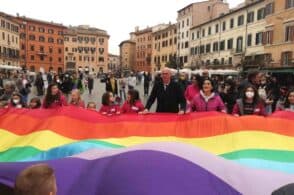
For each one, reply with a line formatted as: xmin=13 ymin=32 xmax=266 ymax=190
xmin=1 ymin=0 xmax=243 ymax=55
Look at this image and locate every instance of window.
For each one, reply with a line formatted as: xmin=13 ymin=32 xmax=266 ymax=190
xmin=213 ymin=42 xmax=219 ymax=52
xmin=247 ymin=34 xmax=252 ymax=46
xmin=99 ymin=48 xmax=104 ymax=54
xmin=187 ymin=18 xmax=189 ymax=26
xmin=222 ymin=21 xmax=226 ymax=31
xmin=72 ymin=38 xmax=77 ymax=42
xmin=285 ymin=26 xmax=294 ymax=42
xmin=220 ymin=41 xmax=225 ymax=51
xmin=265 ymin=3 xmax=274 ymax=16
xmin=57 ymin=39 xmax=63 ymax=44
xmin=190 ymin=47 xmax=195 ymax=55
xmin=39 ymin=36 xmax=45 ymax=42
xmin=257 ymin=8 xmax=265 ymax=20
xmin=256 ymin=32 xmax=263 ymax=45
xmin=227 ymin=39 xmax=233 ymax=49
xmin=185 ymin=41 xmax=189 ymax=48
xmin=229 ymin=57 xmax=232 ymax=64
xmin=194 ymin=46 xmax=198 ymax=55
xmin=58 ymin=31 xmax=63 ymax=35
xmin=182 ymin=20 xmax=184 ymax=28
xmin=58 ymin=48 xmax=62 ymax=54
xmin=40 ymin=46 xmax=44 ymax=52
xmin=2 ymin=32 xmax=4 ymax=40
xmin=38 ymin=27 xmax=45 ymax=33
xmin=21 ymin=44 xmax=25 ymax=50
xmin=40 ymin=56 xmax=44 ymax=61
xmin=20 ymin=33 xmax=26 ymax=39
xmin=230 ymin=18 xmax=234 ymax=28
xmin=192 ymin=33 xmax=195 ymax=40
xmin=99 ymin=57 xmax=104 ymax=62
xmin=30 ymin=55 xmax=34 ymax=60
xmin=197 ymin=31 xmax=200 ymax=38
xmin=48 ymin=37 xmax=54 ymax=43
xmin=181 ymin=32 xmax=184 ymax=39
xmin=286 ymin=0 xmax=294 ymax=9
xmin=186 ymin=31 xmax=189 ymax=38
xmin=281 ymin=52 xmax=293 ymax=66
xmin=49 ymin=47 xmax=53 ymax=53
xmin=202 ymin=29 xmax=205 ymax=37
xmin=184 ymin=56 xmax=188 ymax=63
xmin=206 ymin=44 xmax=211 ymax=53
xmin=48 ymin=29 xmax=54 ymax=34
xmin=29 ymin=26 xmax=35 ymax=31
xmin=29 ymin=35 xmax=35 ymax=41
xmin=58 ymin=57 xmax=62 ymax=62
xmin=65 ymin=47 xmax=68 ymax=52
xmin=30 ymin=45 xmax=34 ymax=51
xmin=221 ymin=58 xmax=225 ymax=65
xmin=200 ymin=45 xmax=205 ymax=54
xmin=215 ymin=24 xmax=219 ymax=33
xmin=247 ymin=11 xmax=254 ymax=23
xmin=99 ymin=38 xmax=104 ymax=44
xmin=236 ymin=37 xmax=243 ymax=52
xmin=264 ymin=30 xmax=273 ymax=44
xmin=208 ymin=27 xmax=211 ymax=35
xmin=238 ymin=15 xmax=244 ymax=26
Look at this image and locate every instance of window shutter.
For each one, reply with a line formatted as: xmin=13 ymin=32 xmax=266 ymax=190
xmin=291 ymin=26 xmax=294 ymax=41
xmin=270 ymin=31 xmax=273 ymax=44
xmin=262 ymin=32 xmax=266 ymax=45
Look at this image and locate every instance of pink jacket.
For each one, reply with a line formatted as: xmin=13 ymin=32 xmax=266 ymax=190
xmin=121 ymin=100 xmax=144 ymax=113
xmin=99 ymin=104 xmax=120 ymax=114
xmin=188 ymin=91 xmax=226 ymax=112
xmin=43 ymin=94 xmax=68 ymax=109
xmin=184 ymin=84 xmax=200 ymax=103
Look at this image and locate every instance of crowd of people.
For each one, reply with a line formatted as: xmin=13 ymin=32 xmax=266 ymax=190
xmin=0 ymin=68 xmax=293 ymax=116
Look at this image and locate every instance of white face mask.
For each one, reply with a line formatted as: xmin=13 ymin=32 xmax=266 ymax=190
xmin=13 ymin=99 xmax=20 ymax=104
xmin=246 ymin=91 xmax=255 ymax=99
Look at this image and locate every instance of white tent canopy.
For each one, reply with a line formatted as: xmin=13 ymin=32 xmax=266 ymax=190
xmin=0 ymin=64 xmax=22 ymax=70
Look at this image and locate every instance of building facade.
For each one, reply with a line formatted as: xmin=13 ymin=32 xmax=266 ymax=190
xmin=264 ymin=0 xmax=294 ymax=68
xmin=14 ymin=16 xmax=66 ymax=72
xmin=190 ymin=0 xmax=270 ymax=70
xmin=152 ymin=24 xmax=177 ymax=71
xmin=119 ymin=40 xmax=136 ymax=71
xmin=0 ymin=12 xmax=20 ymax=66
xmin=108 ymin=54 xmax=120 ymax=72
xmin=133 ymin=27 xmax=152 ymax=72
xmin=64 ymin=25 xmax=109 ymax=73
xmin=177 ymin=0 xmax=229 ymax=67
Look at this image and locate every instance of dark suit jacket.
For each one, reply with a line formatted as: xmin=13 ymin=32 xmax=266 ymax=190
xmin=105 ymin=78 xmax=118 ymax=95
xmin=145 ymin=81 xmax=186 ymax=113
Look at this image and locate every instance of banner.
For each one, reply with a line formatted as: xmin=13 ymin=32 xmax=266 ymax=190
xmin=0 ymin=107 xmax=294 ymax=194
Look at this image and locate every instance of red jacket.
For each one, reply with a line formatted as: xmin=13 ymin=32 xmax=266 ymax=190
xmin=121 ymin=100 xmax=144 ymax=113
xmin=70 ymin=100 xmax=85 ymax=108
xmin=232 ymin=99 xmax=265 ymax=116
xmin=43 ymin=94 xmax=68 ymax=109
xmin=99 ymin=104 xmax=120 ymax=114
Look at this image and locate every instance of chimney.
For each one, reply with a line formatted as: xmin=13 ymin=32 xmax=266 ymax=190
xmin=135 ymin=26 xmax=139 ymax=32
xmin=16 ymin=13 xmax=19 ymax=17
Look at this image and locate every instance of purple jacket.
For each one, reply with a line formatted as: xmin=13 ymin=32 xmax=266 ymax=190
xmin=188 ymin=91 xmax=226 ymax=112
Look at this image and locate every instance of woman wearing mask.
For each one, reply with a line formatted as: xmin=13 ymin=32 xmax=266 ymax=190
xmin=43 ymin=83 xmax=68 ymax=109
xmin=187 ymin=78 xmax=226 ymax=113
xmin=69 ymin=89 xmax=85 ymax=108
xmin=121 ymin=89 xmax=144 ymax=114
xmin=276 ymin=89 xmax=294 ymax=112
xmin=9 ymin=92 xmax=26 ymax=108
xmin=258 ymin=74 xmax=273 ymax=115
xmin=232 ymin=84 xmax=265 ymax=116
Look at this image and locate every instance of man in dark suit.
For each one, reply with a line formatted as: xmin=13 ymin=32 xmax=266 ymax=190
xmin=141 ymin=68 xmax=186 ymax=114
xmin=105 ymin=73 xmax=118 ymax=95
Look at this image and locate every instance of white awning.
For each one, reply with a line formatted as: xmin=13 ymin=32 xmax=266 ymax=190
xmin=0 ymin=65 xmax=22 ymax=70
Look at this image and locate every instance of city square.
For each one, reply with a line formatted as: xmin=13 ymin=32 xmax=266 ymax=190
xmin=0 ymin=0 xmax=294 ymax=194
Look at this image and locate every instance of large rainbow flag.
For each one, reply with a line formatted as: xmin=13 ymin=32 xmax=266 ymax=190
xmin=1 ymin=107 xmax=294 ymax=194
